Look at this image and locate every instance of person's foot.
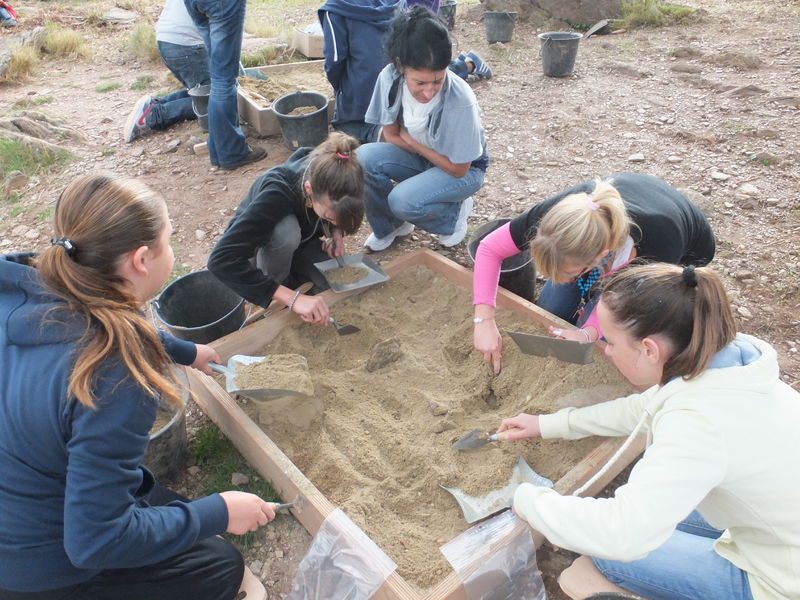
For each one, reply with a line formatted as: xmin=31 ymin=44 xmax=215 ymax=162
xmin=466 ymin=51 xmax=493 ymax=79
xmin=221 ymin=145 xmax=268 ymax=171
xmin=438 ymin=196 xmax=473 ymax=247
xmin=123 ymin=95 xmax=153 ymax=143
xmin=364 ymin=221 xmax=415 ymax=252
xmin=1 ymin=17 xmax=16 ymax=27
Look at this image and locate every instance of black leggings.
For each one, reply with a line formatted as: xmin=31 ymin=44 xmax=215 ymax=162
xmin=1 ymin=486 xmax=243 ymax=600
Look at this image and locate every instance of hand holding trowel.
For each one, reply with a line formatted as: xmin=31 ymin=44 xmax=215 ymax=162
xmin=452 ymin=414 xmax=541 ymax=451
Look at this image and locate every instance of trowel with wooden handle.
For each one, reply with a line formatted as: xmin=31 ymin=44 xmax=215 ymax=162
xmin=506 ymin=330 xmax=595 ymax=364
xmin=452 ymin=429 xmax=508 ymax=451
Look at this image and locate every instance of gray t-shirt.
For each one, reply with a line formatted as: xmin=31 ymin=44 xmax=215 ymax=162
xmin=365 ymin=64 xmax=488 ymax=167
xmin=155 ymin=0 xmax=203 ymax=46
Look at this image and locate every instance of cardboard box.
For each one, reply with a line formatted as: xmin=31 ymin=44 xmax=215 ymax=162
xmin=293 ymin=28 xmax=324 ymax=59
xmin=237 ymin=60 xmax=334 ymax=137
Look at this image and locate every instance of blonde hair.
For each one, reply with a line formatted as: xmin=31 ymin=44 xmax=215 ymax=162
xmin=304 ymin=131 xmax=365 ymax=235
xmin=532 ymin=180 xmax=631 ymax=282
xmin=602 ymin=263 xmax=736 ymax=385
xmin=35 ymin=173 xmax=182 ymax=409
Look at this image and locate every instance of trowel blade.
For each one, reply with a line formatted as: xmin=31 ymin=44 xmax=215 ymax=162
xmin=452 ymin=429 xmax=493 ymax=450
xmin=506 ymin=330 xmax=595 ymax=364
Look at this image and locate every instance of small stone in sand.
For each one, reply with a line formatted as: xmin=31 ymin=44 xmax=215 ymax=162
xmin=366 ymin=337 xmax=403 ymax=372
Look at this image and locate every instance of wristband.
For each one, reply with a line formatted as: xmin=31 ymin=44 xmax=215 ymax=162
xmin=579 ymin=328 xmax=592 ymax=342
xmin=473 ymin=317 xmax=493 ymax=324
xmin=288 ymin=290 xmax=302 ymax=313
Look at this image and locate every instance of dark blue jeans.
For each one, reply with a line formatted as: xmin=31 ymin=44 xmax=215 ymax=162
xmin=147 ymin=41 xmax=210 ymax=131
xmin=183 ymin=0 xmax=249 ymax=167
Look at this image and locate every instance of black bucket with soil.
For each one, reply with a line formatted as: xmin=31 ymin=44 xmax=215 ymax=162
xmin=439 ymin=0 xmax=457 ymax=30
xmin=154 ymin=270 xmax=245 ymax=344
xmin=467 ymin=218 xmax=536 ymax=302
xmin=484 ymin=11 xmax=517 ymax=44
xmin=144 ymin=374 xmax=189 ymax=481
xmin=538 ymin=31 xmax=582 ymax=77
xmin=272 ymin=91 xmax=329 ymax=150
xmin=188 ymin=83 xmax=210 ymax=132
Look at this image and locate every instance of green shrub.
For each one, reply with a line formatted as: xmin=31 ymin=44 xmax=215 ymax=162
xmin=618 ymin=0 xmax=697 ymax=29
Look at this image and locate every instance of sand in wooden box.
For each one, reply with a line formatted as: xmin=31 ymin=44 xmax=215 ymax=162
xmin=239 ymin=264 xmax=632 ymax=590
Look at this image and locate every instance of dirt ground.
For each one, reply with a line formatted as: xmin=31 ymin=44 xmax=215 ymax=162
xmin=2 ymin=0 xmax=799 ymax=597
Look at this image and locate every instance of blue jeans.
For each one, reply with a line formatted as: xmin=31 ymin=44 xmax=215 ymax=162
xmin=449 ymin=56 xmax=469 ymax=80
xmin=147 ymin=41 xmax=210 ymax=131
xmin=183 ymin=0 xmax=249 ymax=167
xmin=356 ymin=142 xmax=485 ymax=237
xmin=592 ymin=512 xmax=754 ymax=600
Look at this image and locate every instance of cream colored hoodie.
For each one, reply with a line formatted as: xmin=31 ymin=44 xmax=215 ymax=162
xmin=513 ymin=334 xmax=800 ymax=600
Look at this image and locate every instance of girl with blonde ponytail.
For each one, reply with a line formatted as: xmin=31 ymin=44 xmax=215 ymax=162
xmin=499 ymin=263 xmax=800 ymax=600
xmin=473 ymin=173 xmax=715 ymax=374
xmin=0 ymin=174 xmax=276 ymax=600
xmin=209 ymin=131 xmax=365 ymax=327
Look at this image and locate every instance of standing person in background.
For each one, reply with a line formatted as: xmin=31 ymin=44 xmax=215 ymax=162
xmin=124 ymin=0 xmax=210 ymax=143
xmin=0 ymin=173 xmax=274 ymax=600
xmin=472 ymin=173 xmax=715 ymax=374
xmin=183 ymin=0 xmax=267 ymax=170
xmin=357 ymin=6 xmax=489 ymax=251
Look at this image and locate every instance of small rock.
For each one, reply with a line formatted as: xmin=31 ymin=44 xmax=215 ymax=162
xmin=627 ymin=153 xmax=645 ymax=163
xmin=736 ymin=306 xmax=753 ymax=319
xmin=165 ymin=139 xmax=181 ymax=153
xmin=187 ymin=465 xmax=201 ymax=476
xmin=274 ymin=550 xmax=284 ymax=559
xmin=231 ymin=472 xmax=250 ymax=486
xmin=710 ymin=171 xmax=730 ymax=181
xmin=670 ymin=61 xmax=702 ymax=74
xmin=734 ymin=270 xmax=755 ymax=281
xmin=24 ymin=228 xmax=39 ymax=240
xmin=736 ymin=183 xmax=759 ymax=197
xmin=766 ymin=198 xmax=780 ymax=206
xmin=131 ymin=147 xmax=144 ymax=157
xmin=428 ymin=399 xmax=448 ymax=417
xmin=195 ymin=229 xmax=206 ymax=241
xmin=250 ymin=560 xmax=263 ymax=575
xmin=366 ymin=337 xmax=402 ymax=372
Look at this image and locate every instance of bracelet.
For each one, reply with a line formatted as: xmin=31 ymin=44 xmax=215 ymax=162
xmin=579 ymin=328 xmax=592 ymax=342
xmin=287 ymin=290 xmax=302 ymax=313
xmin=473 ymin=316 xmax=494 ymax=324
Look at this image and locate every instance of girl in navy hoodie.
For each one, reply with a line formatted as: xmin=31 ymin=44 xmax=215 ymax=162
xmin=0 ymin=174 xmax=274 ymax=600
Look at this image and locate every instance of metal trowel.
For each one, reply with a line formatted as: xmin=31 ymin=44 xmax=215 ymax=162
xmin=506 ymin=330 xmax=595 ymax=364
xmin=452 ymin=429 xmax=507 ymax=451
xmin=209 ymin=355 xmax=309 ymax=400
xmin=440 ymin=456 xmax=554 ymax=523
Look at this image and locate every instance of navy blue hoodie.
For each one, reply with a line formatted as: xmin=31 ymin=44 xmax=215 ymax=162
xmin=0 ymin=254 xmax=228 ymax=593
xmin=318 ymin=0 xmax=404 ymax=123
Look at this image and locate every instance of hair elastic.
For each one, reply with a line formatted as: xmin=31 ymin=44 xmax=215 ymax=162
xmin=682 ymin=265 xmax=698 ymax=288
xmin=336 ymin=152 xmax=350 ymax=160
xmin=51 ymin=237 xmax=77 ymax=257
xmin=587 ymin=199 xmax=599 ymax=211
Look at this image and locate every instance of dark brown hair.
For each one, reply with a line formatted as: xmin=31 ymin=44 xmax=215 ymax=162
xmin=35 ymin=173 xmax=182 ymax=409
xmin=601 ymin=263 xmax=736 ymax=384
xmin=304 ymin=132 xmax=365 ymax=235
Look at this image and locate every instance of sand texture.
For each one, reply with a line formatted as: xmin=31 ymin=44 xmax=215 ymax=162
xmin=243 ymin=265 xmax=632 ymax=589
xmin=235 ymin=354 xmax=314 ymax=396
xmin=324 ymin=265 xmax=369 ymax=286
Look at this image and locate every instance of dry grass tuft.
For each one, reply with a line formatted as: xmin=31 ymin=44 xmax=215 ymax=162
xmin=2 ymin=45 xmax=40 ymax=82
xmin=127 ymin=22 xmax=160 ymax=61
xmin=42 ymin=21 xmax=91 ymax=58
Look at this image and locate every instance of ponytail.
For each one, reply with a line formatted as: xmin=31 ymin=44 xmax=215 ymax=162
xmin=35 ymin=173 xmax=182 ymax=409
xmin=602 ymin=263 xmax=736 ymax=384
xmin=532 ymin=180 xmax=632 ymax=282
xmin=304 ymin=131 xmax=365 ymax=235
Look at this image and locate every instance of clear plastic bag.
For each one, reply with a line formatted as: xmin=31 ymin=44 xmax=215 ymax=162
xmin=286 ymin=508 xmax=397 ymax=600
xmin=441 ymin=509 xmax=546 ymax=600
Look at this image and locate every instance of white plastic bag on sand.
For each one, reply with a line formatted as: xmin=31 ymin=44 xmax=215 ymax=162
xmin=287 ymin=509 xmax=396 ymax=600
xmin=441 ymin=509 xmax=546 ymax=600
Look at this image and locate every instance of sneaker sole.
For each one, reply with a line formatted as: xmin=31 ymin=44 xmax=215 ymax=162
xmin=123 ymin=95 xmax=150 ymax=143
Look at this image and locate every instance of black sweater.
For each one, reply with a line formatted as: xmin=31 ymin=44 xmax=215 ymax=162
xmin=508 ymin=173 xmax=715 ymax=265
xmin=208 ymin=148 xmax=324 ymax=307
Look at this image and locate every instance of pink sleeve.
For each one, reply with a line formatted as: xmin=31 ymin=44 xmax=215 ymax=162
xmin=473 ymin=222 xmax=524 ymax=307
xmin=582 ymin=307 xmax=602 ymax=340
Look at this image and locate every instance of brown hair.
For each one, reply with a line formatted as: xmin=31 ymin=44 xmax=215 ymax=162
xmin=35 ymin=173 xmax=182 ymax=409
xmin=532 ymin=180 xmax=632 ymax=282
xmin=304 ymin=132 xmax=365 ymax=235
xmin=601 ymin=263 xmax=736 ymax=384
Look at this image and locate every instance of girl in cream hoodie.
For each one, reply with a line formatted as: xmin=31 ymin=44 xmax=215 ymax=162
xmin=500 ymin=263 xmax=800 ymax=600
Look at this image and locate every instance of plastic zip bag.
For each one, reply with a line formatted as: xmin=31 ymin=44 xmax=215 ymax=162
xmin=287 ymin=508 xmax=397 ymax=600
xmin=441 ymin=509 xmax=546 ymax=600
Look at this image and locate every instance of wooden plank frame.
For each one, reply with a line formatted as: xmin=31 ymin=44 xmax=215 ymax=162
xmin=186 ymin=249 xmax=644 ymax=600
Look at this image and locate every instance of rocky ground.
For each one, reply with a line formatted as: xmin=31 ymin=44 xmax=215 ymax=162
xmin=2 ymin=0 xmax=799 ymax=597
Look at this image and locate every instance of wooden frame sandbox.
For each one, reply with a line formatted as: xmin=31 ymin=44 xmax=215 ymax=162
xmin=186 ymin=249 xmax=645 ymax=599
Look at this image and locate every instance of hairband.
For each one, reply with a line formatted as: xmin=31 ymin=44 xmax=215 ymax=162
xmin=682 ymin=265 xmax=698 ymax=288
xmin=336 ymin=152 xmax=350 ymax=160
xmin=51 ymin=237 xmax=77 ymax=257
xmin=587 ymin=199 xmax=599 ymax=211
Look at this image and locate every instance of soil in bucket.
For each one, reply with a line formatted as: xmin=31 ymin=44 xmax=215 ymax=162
xmin=439 ymin=0 xmax=457 ymax=30
xmin=154 ymin=270 xmax=245 ymax=345
xmin=272 ymin=90 xmax=329 ymax=150
xmin=144 ymin=369 xmax=190 ymax=480
xmin=467 ymin=218 xmax=536 ymax=301
xmin=484 ymin=11 xmax=517 ymax=44
xmin=538 ymin=31 xmax=583 ymax=77
xmin=188 ymin=84 xmax=210 ymax=132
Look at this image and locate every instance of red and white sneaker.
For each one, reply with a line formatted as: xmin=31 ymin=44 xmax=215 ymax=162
xmin=123 ymin=95 xmax=153 ymax=143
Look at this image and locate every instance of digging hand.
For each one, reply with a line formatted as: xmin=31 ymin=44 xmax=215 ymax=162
xmin=474 ymin=318 xmax=503 ymax=375
xmin=220 ymin=491 xmax=276 ymax=535
xmin=497 ymin=413 xmax=541 ymax=441
xmin=291 ymin=294 xmax=329 ymax=326
xmin=192 ymin=344 xmax=221 ymax=375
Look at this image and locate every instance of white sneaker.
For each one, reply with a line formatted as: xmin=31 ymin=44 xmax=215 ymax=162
xmin=438 ymin=196 xmax=473 ymax=247
xmin=364 ymin=221 xmax=415 ymax=251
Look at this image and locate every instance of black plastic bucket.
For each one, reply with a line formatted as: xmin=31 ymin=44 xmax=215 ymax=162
xmin=538 ymin=31 xmax=582 ymax=77
xmin=154 ymin=270 xmax=245 ymax=344
xmin=188 ymin=83 xmax=210 ymax=132
xmin=144 ymin=370 xmax=189 ymax=481
xmin=484 ymin=11 xmax=517 ymax=44
xmin=467 ymin=218 xmax=536 ymax=302
xmin=439 ymin=0 xmax=457 ymax=30
xmin=272 ymin=91 xmax=329 ymax=150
